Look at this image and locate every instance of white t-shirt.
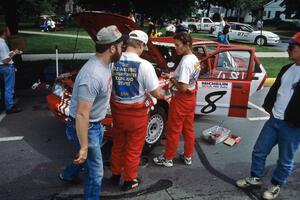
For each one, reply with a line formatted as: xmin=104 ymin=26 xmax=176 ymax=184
xmin=272 ymin=64 xmax=300 ymax=120
xmin=174 ymin=54 xmax=200 ymax=91
xmin=0 ymin=38 xmax=13 ymax=65
xmin=166 ymin=24 xmax=176 ymax=32
xmin=112 ymin=52 xmax=159 ymax=104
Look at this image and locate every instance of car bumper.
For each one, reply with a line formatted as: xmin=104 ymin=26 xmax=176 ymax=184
xmin=46 ymin=93 xmax=113 ymax=140
xmin=267 ymin=38 xmax=280 ymax=44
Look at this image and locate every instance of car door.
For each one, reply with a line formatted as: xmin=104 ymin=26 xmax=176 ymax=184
xmin=196 ymin=48 xmax=254 ymax=117
xmin=202 ymin=18 xmax=214 ymax=31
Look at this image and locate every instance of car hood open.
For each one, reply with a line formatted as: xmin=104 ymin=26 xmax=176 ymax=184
xmin=72 ymin=11 xmax=166 ymax=68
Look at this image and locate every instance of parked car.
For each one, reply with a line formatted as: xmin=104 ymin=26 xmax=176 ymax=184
xmin=47 ymin=11 xmax=267 ymax=152
xmin=213 ymin=22 xmax=280 ymax=46
xmin=182 ymin=17 xmax=220 ymax=32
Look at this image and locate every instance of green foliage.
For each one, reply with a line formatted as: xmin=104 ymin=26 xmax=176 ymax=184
xmin=281 ymin=0 xmax=300 ymax=18
xmin=17 ymin=0 xmax=65 ymax=19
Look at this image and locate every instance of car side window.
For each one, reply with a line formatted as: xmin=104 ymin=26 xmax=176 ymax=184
xmin=206 ymin=44 xmax=218 ymax=54
xmin=192 ymin=46 xmax=206 ymax=59
xmin=206 ymin=51 xmax=251 ymax=80
xmin=203 ymin=19 xmax=211 ymax=23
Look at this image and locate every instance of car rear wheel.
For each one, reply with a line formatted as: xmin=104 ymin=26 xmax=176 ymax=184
xmin=255 ymin=36 xmax=267 ymax=46
xmin=143 ymin=106 xmax=167 ymax=153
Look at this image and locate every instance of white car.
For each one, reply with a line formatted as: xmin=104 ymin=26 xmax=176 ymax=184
xmin=214 ymin=22 xmax=280 ymax=46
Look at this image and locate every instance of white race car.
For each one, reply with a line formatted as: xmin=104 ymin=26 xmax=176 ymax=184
xmin=213 ymin=22 xmax=280 ymax=46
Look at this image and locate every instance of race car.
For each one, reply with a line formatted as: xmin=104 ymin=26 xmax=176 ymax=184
xmin=47 ymin=11 xmax=267 ymax=152
xmin=213 ymin=22 xmax=280 ymax=46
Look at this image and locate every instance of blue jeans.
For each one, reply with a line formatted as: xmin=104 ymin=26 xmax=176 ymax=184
xmin=0 ymin=64 xmax=15 ymax=110
xmin=61 ymin=117 xmax=104 ymax=200
xmin=251 ymin=116 xmax=300 ymax=185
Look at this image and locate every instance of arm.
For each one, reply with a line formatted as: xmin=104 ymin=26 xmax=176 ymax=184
xmin=170 ymin=77 xmax=188 ymax=93
xmin=150 ymin=87 xmax=161 ymax=98
xmin=73 ymin=99 xmax=93 ymax=165
xmin=2 ymin=51 xmax=15 ymax=64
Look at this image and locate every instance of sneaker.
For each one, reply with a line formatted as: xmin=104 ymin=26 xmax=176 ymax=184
xmin=121 ymin=178 xmax=140 ymax=191
xmin=6 ymin=106 xmax=22 ymax=114
xmin=179 ymin=153 xmax=192 ymax=166
xmin=153 ymin=154 xmax=173 ymax=167
xmin=236 ymin=177 xmax=263 ymax=188
xmin=110 ymin=174 xmax=121 ymax=186
xmin=262 ymin=185 xmax=280 ymax=200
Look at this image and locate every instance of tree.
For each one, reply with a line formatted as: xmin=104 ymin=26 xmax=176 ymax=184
xmin=78 ymin=0 xmax=197 ymax=20
xmin=281 ymin=0 xmax=300 ymax=18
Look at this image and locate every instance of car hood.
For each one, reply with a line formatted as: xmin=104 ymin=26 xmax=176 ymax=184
xmin=72 ymin=11 xmax=166 ymax=68
xmin=252 ymin=30 xmax=279 ymax=37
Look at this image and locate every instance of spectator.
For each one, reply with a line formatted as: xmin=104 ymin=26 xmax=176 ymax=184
xmin=147 ymin=18 xmax=158 ymax=38
xmin=166 ymin=22 xmax=176 ymax=36
xmin=0 ymin=26 xmax=22 ymax=114
xmin=236 ymin=32 xmax=300 ymax=200
xmin=219 ymin=16 xmax=226 ymax=33
xmin=217 ymin=24 xmax=230 ymax=45
xmin=59 ymin=25 xmax=125 ymax=200
xmin=257 ymin=18 xmax=263 ymax=30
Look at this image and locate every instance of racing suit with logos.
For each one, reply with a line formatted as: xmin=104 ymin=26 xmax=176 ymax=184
xmin=110 ymin=52 xmax=159 ymax=181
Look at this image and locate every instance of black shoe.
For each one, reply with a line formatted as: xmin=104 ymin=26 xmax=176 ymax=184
xmin=121 ymin=178 xmax=140 ymax=191
xmin=110 ymin=174 xmax=121 ymax=186
xmin=6 ymin=106 xmax=22 ymax=114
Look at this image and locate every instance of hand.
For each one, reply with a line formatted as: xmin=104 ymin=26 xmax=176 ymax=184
xmin=9 ymin=51 xmax=15 ymax=57
xmin=14 ymin=49 xmax=23 ymax=55
xmin=73 ymin=148 xmax=88 ymax=165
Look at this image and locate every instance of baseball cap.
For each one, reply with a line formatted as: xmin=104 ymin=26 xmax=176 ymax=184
xmin=129 ymin=30 xmax=148 ymax=44
xmin=96 ymin=25 xmax=124 ymax=45
xmin=288 ymin=32 xmax=300 ymax=45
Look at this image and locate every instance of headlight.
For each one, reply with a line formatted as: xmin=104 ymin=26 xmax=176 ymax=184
xmin=53 ymin=83 xmax=65 ymax=98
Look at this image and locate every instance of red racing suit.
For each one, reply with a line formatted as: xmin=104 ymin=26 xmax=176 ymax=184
xmin=110 ymin=99 xmax=149 ymax=181
xmin=164 ymin=86 xmax=197 ymax=160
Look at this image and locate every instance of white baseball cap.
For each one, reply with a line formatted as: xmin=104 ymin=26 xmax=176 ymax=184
xmin=129 ymin=30 xmax=148 ymax=44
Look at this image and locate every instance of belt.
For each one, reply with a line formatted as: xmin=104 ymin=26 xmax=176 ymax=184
xmin=68 ymin=116 xmax=102 ymax=124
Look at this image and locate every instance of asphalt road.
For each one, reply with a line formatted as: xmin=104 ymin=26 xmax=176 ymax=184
xmin=0 ymin=87 xmax=300 ymax=200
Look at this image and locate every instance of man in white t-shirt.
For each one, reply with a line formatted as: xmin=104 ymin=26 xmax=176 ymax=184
xmin=110 ymin=30 xmax=160 ymax=191
xmin=0 ymin=26 xmax=22 ymax=114
xmin=236 ymin=32 xmax=300 ymax=200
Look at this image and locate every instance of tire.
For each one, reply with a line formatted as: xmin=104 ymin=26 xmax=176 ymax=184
xmin=143 ymin=106 xmax=167 ymax=153
xmin=255 ymin=36 xmax=267 ymax=46
xmin=188 ymin=25 xmax=197 ymax=32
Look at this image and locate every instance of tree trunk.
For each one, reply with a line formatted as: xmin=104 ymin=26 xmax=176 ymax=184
xmin=206 ymin=2 xmax=211 ymax=17
xmin=3 ymin=0 xmax=19 ymax=35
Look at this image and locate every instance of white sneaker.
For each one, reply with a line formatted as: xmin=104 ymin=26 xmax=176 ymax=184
xmin=179 ymin=153 xmax=192 ymax=165
xmin=262 ymin=185 xmax=280 ymax=200
xmin=236 ymin=176 xmax=263 ymax=188
xmin=153 ymin=154 xmax=173 ymax=167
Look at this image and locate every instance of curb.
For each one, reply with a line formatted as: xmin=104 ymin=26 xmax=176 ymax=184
xmin=264 ymin=78 xmax=276 ymax=87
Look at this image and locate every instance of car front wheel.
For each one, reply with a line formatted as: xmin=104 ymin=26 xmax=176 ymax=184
xmin=143 ymin=106 xmax=167 ymax=153
xmin=255 ymin=36 xmax=267 ymax=46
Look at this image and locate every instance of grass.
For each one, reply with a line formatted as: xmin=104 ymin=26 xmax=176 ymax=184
xmin=20 ymin=33 xmax=94 ymax=54
xmin=259 ymin=57 xmax=290 ymax=78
